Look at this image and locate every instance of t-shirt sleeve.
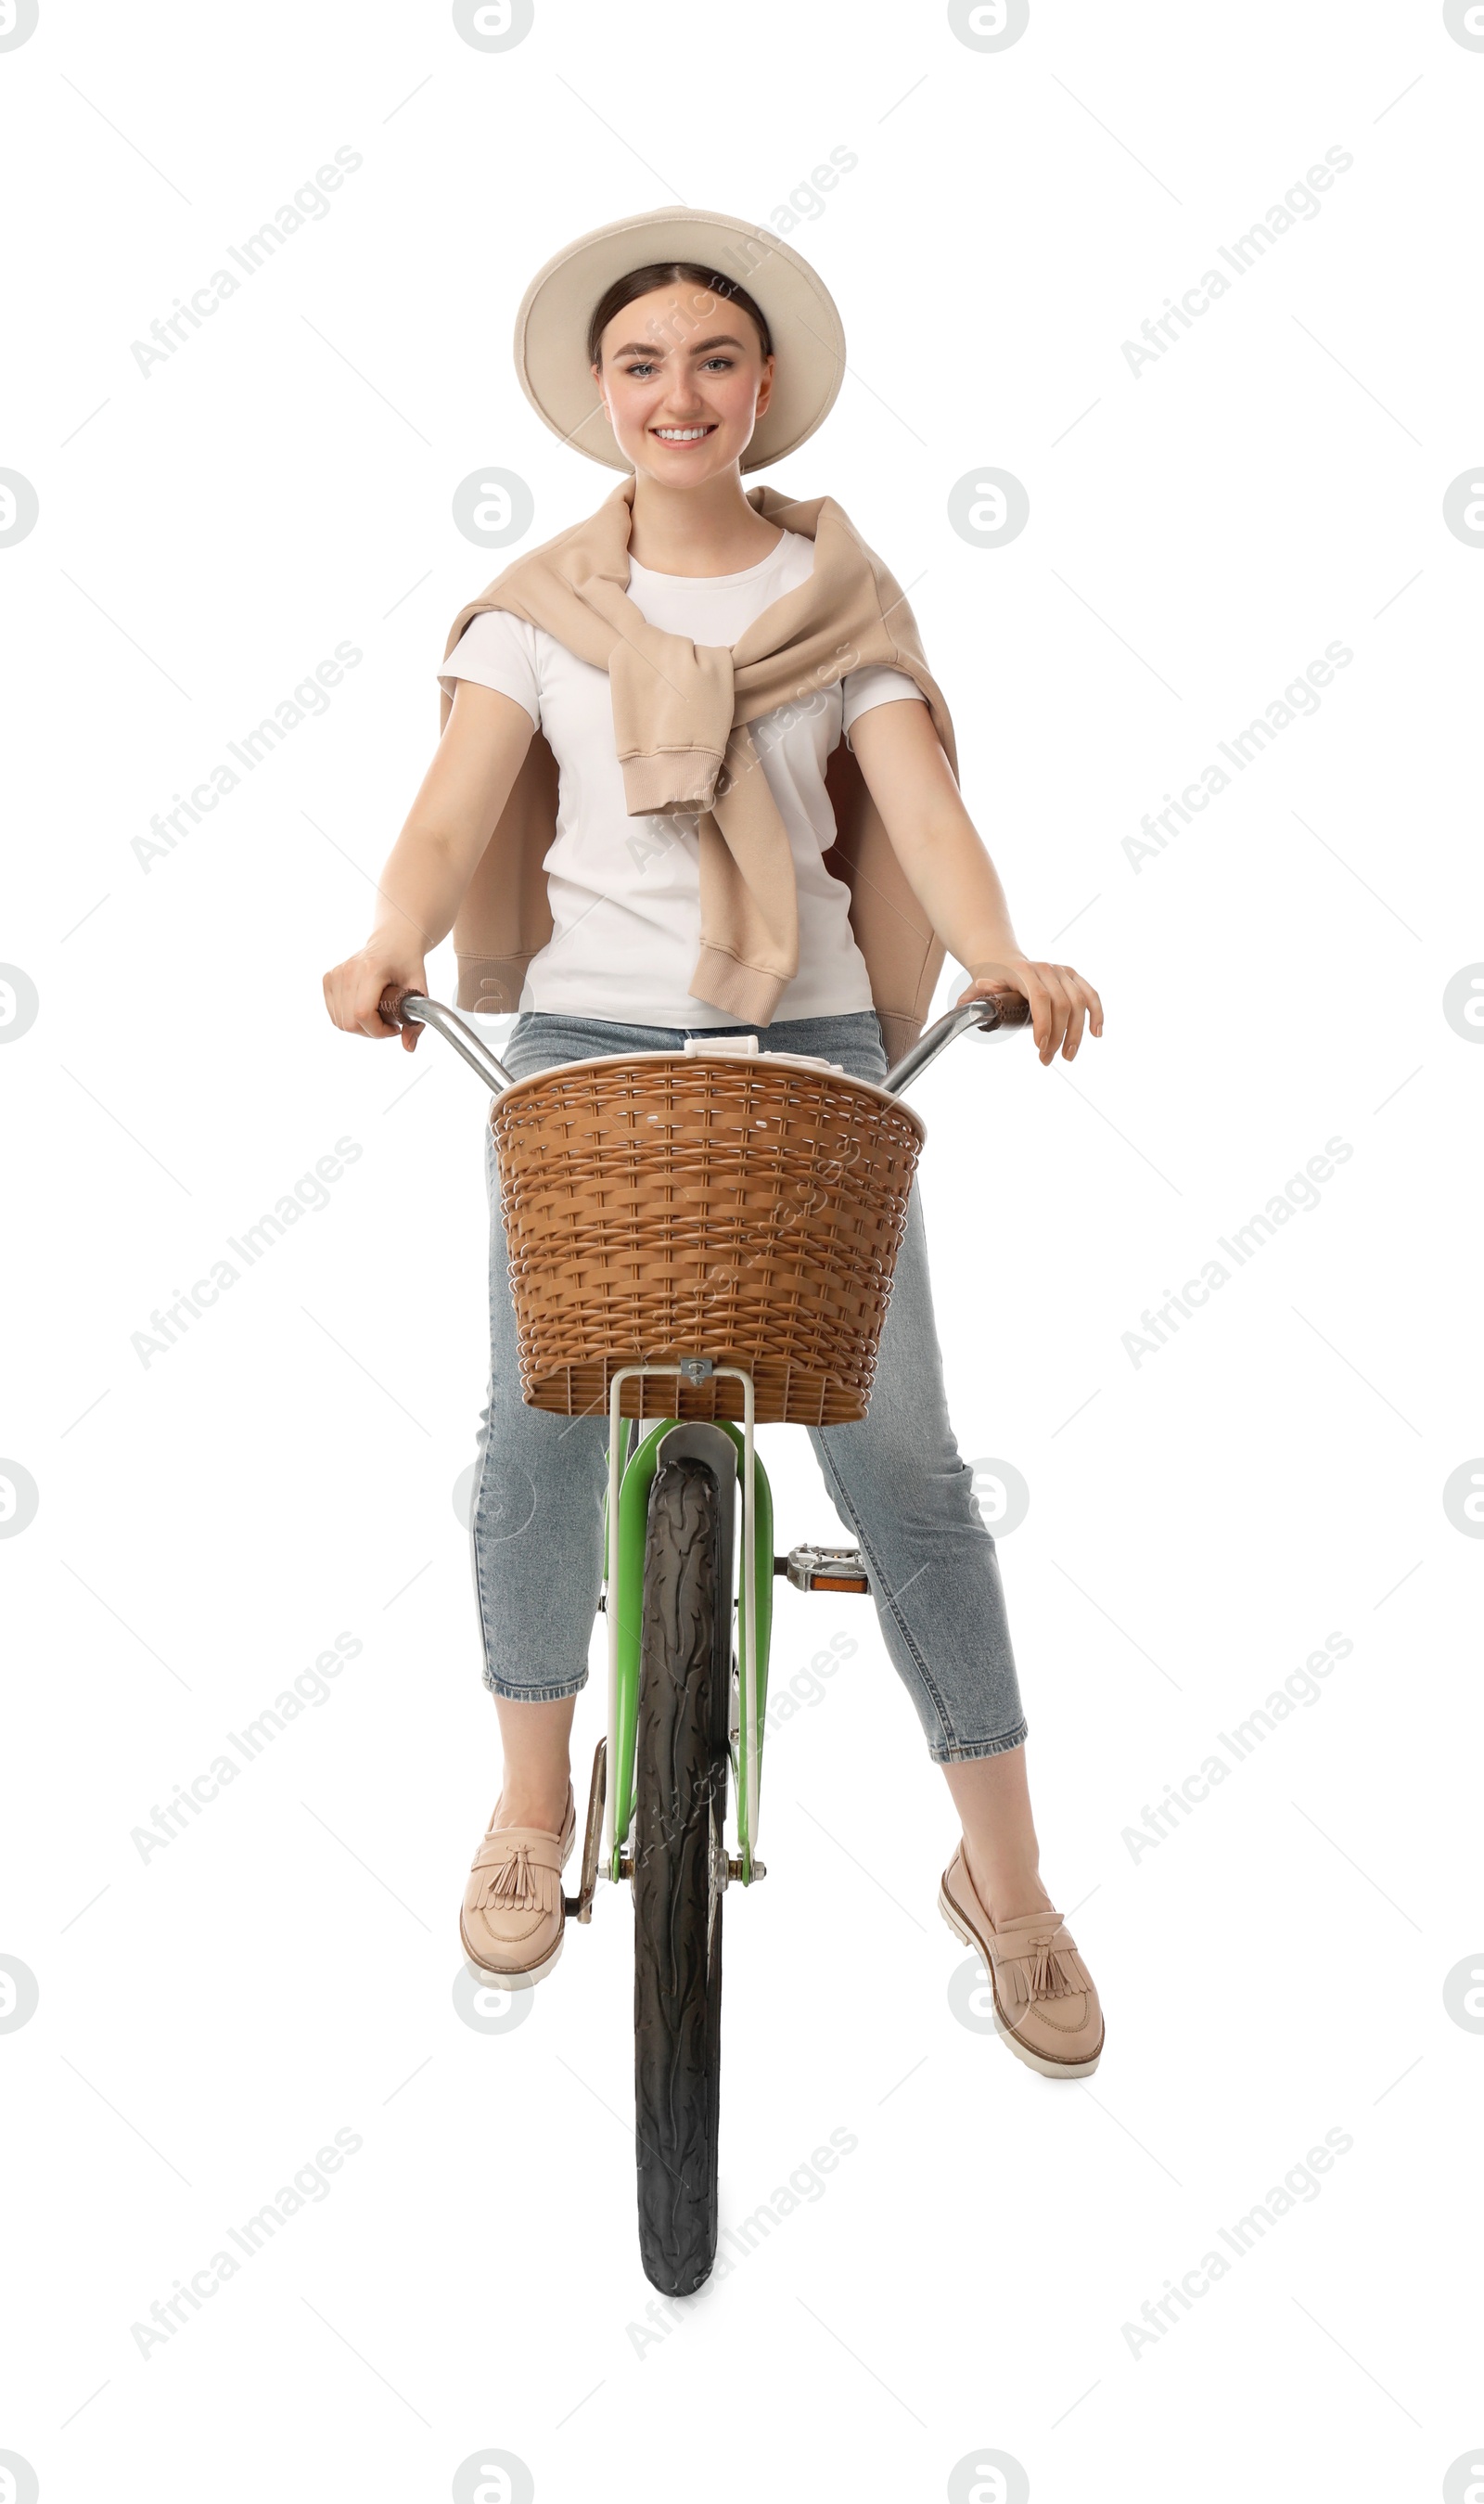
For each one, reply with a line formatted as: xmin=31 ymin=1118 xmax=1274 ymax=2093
xmin=840 ymin=662 xmax=927 ymax=751
xmin=436 ymin=609 xmax=542 ymax=726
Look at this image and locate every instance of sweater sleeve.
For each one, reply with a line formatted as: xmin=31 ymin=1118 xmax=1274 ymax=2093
xmin=437 ymin=609 xmax=543 ymax=726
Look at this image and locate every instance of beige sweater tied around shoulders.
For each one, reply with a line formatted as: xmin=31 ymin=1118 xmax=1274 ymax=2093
xmin=441 ymin=473 xmax=957 ymax=1064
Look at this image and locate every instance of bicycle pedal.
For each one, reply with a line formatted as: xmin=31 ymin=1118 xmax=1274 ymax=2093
xmin=777 ymin=1543 xmax=870 ymax=1595
xmin=564 ymin=1738 xmax=607 ymax=1924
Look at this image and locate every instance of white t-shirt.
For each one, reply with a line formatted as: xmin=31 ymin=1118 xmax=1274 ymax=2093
xmin=437 ymin=525 xmax=926 ymax=1027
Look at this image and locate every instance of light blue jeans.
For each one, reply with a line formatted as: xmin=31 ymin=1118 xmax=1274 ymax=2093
xmin=470 ymin=1008 xmax=1027 ymax=1764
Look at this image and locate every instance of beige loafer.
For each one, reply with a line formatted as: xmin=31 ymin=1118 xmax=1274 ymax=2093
xmin=460 ymin=1784 xmax=576 ymax=1988
xmin=940 ymin=1843 xmax=1105 ymax=2078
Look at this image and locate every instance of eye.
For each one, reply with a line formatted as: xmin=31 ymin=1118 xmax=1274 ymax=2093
xmin=700 ymin=356 xmax=735 ymax=371
xmin=622 ymin=360 xmax=657 ymax=379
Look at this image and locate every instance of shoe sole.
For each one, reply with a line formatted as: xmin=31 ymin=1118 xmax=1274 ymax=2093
xmin=458 ymin=1816 xmax=577 ymax=1992
xmin=460 ymin=1926 xmax=564 ymax=1990
xmin=938 ymin=1885 xmax=1104 ymax=2079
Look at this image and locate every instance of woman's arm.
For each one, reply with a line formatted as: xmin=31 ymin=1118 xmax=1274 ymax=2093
xmin=848 ymin=699 xmax=1104 ymax=1065
xmin=322 ymin=682 xmax=536 ymax=1049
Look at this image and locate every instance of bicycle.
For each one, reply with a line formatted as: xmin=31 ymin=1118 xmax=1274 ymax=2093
xmin=378 ymin=981 xmax=1030 ymax=2295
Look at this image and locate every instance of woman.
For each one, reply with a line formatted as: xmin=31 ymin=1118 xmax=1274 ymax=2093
xmin=323 ymin=209 xmax=1106 ymax=2078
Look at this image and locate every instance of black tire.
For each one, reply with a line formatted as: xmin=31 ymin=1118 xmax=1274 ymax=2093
xmin=633 ymin=1456 xmax=730 ymax=2296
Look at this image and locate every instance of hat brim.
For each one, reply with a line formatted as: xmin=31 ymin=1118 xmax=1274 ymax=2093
xmin=512 ymin=207 xmax=846 ymax=474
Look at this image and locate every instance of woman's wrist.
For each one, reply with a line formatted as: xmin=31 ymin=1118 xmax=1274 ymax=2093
xmin=366 ymin=911 xmax=436 ymax=965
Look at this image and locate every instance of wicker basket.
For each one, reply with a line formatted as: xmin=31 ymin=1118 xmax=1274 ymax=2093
xmin=491 ymin=1051 xmax=927 ymax=1426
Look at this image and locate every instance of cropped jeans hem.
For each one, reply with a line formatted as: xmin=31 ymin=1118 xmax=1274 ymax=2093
xmin=929 ymin=1719 xmax=1030 ymax=1766
xmin=482 ymin=1666 xmax=590 ymax=1704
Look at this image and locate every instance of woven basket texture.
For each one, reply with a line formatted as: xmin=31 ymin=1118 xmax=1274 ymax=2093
xmin=492 ymin=1054 xmax=926 ymax=1425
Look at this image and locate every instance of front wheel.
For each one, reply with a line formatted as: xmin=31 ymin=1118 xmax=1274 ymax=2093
xmin=632 ymin=1456 xmax=730 ymax=2296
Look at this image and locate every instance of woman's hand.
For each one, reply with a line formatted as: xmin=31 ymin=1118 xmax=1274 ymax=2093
xmin=955 ymin=960 xmax=1104 ymax=1066
xmin=322 ymin=948 xmax=429 ymax=1053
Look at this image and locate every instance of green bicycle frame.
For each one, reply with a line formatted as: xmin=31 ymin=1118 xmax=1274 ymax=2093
xmin=602 ymin=1414 xmax=773 ymax=1884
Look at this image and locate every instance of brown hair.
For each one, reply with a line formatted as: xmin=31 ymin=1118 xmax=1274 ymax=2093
xmin=586 ymin=261 xmax=774 ymax=370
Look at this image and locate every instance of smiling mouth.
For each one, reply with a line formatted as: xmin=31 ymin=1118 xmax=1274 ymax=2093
xmin=650 ymin=424 xmax=718 ymax=443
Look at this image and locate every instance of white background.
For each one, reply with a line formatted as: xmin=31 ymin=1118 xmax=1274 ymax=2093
xmin=3 ymin=1 xmax=1481 ymax=2498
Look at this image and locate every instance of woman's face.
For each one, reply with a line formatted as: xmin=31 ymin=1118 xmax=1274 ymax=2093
xmin=593 ymin=284 xmax=774 ymax=484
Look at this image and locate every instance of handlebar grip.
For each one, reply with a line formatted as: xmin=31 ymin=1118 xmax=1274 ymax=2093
xmin=979 ymin=990 xmax=1030 ymax=1028
xmin=377 ymin=982 xmax=421 ymax=1032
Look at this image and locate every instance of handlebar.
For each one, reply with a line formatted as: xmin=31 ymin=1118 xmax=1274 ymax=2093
xmin=375 ymin=982 xmax=1030 ymax=1101
xmin=377 ymin=984 xmax=516 ymax=1091
xmin=880 ymin=992 xmax=1030 ymax=1093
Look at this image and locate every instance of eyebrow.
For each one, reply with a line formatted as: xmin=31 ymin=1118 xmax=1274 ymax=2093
xmin=609 ymin=332 xmax=749 ymax=360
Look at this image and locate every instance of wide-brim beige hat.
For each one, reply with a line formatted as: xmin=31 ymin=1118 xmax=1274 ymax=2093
xmin=512 ymin=206 xmax=847 ymax=474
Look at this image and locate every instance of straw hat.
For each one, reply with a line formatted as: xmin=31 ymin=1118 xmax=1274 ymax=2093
xmin=512 ymin=206 xmax=847 ymax=474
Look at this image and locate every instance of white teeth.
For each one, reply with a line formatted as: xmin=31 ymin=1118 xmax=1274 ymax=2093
xmin=653 ymin=426 xmax=712 ymax=441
